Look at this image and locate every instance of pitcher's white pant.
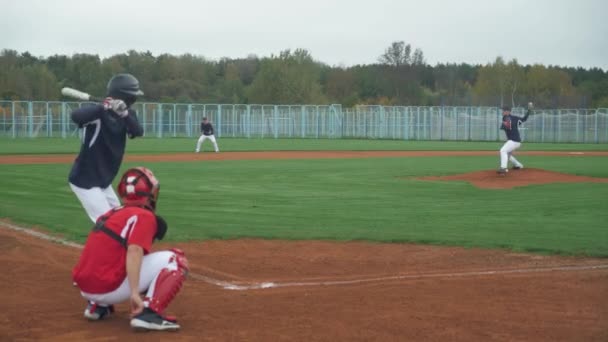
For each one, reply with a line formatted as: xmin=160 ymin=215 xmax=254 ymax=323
xmin=195 ymin=134 xmax=219 ymax=152
xmin=70 ymin=183 xmax=121 ymax=223
xmin=499 ymin=140 xmax=523 ymax=169
xmin=80 ymin=251 xmax=178 ymax=306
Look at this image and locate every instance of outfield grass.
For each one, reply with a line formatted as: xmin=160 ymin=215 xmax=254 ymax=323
xmin=1 ymin=151 xmax=607 ymax=256
xmin=0 ymin=137 xmax=607 ymax=155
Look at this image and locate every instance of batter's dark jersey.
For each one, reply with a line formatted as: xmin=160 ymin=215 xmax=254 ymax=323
xmin=500 ymin=110 xmax=530 ymax=142
xmin=200 ymin=122 xmax=214 ymax=136
xmin=68 ymin=104 xmax=143 ymax=189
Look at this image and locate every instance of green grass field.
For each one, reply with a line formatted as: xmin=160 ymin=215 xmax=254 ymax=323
xmin=0 ymin=138 xmax=607 ymax=256
xmin=0 ymin=137 xmax=607 ymax=154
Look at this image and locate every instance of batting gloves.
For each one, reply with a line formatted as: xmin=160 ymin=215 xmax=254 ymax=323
xmin=103 ymin=97 xmax=129 ymax=118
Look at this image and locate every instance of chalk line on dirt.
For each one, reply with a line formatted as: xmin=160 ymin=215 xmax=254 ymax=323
xmin=2 ymin=221 xmax=607 ymax=292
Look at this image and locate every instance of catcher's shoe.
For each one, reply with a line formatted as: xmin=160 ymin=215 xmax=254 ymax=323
xmin=496 ymin=168 xmax=508 ymax=175
xmin=84 ymin=301 xmax=114 ymax=321
xmin=130 ymin=308 xmax=180 ymax=332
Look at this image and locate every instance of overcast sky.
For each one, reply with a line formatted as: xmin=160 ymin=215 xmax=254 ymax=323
xmin=1 ymin=0 xmax=606 ymax=69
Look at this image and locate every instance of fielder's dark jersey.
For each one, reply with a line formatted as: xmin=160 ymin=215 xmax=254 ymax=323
xmin=68 ymin=104 xmax=143 ymax=189
xmin=200 ymin=122 xmax=214 ymax=136
xmin=500 ymin=110 xmax=530 ymax=142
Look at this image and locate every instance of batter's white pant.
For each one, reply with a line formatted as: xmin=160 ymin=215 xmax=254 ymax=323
xmin=80 ymin=251 xmax=178 ymax=306
xmin=70 ymin=183 xmax=121 ymax=223
xmin=499 ymin=140 xmax=523 ymax=169
xmin=195 ymin=134 xmax=219 ymax=152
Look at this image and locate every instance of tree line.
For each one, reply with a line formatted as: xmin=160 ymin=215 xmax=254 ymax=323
xmin=1 ymin=42 xmax=607 ymax=108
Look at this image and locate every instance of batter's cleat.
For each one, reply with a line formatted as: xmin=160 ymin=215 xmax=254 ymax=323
xmin=83 ymin=302 xmax=114 ymax=321
xmin=496 ymin=168 xmax=508 ymax=175
xmin=512 ymin=165 xmax=523 ymax=170
xmin=130 ymin=308 xmax=180 ymax=332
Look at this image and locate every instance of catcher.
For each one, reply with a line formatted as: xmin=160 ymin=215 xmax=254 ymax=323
xmin=497 ymin=103 xmax=533 ymax=174
xmin=72 ymin=167 xmax=188 ymax=331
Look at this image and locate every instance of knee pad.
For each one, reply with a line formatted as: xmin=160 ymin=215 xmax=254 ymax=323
xmin=169 ymin=248 xmax=189 ymax=275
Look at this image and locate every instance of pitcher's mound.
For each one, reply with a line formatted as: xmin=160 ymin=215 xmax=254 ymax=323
xmin=419 ymin=168 xmax=608 ymax=189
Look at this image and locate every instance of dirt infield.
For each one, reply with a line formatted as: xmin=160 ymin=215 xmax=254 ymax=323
xmin=1 ymin=225 xmax=607 ymax=341
xmin=1 ymin=151 xmax=607 ymax=340
xmin=1 ymin=150 xmax=608 ymax=164
xmin=418 ymin=168 xmax=608 ymax=189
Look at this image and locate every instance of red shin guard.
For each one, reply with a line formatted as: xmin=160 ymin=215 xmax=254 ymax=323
xmin=145 ymin=249 xmax=189 ymax=314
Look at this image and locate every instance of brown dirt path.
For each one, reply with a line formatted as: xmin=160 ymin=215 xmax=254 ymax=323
xmin=418 ymin=168 xmax=608 ymax=189
xmin=1 ymin=226 xmax=607 ymax=341
xmin=1 ymin=150 xmax=607 ymax=164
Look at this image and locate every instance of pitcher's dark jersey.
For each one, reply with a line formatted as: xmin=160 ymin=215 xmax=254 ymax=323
xmin=500 ymin=110 xmax=530 ymax=142
xmin=68 ymin=104 xmax=143 ymax=189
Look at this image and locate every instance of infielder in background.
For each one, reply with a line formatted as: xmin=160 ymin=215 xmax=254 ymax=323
xmin=497 ymin=103 xmax=533 ymax=174
xmin=195 ymin=117 xmax=220 ymax=153
xmin=73 ymin=167 xmax=188 ymax=331
xmin=69 ymin=74 xmax=144 ymax=222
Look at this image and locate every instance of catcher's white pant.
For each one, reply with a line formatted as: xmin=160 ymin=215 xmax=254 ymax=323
xmin=195 ymin=134 xmax=219 ymax=152
xmin=499 ymin=140 xmax=523 ymax=169
xmin=80 ymin=251 xmax=178 ymax=305
xmin=70 ymin=183 xmax=120 ymax=223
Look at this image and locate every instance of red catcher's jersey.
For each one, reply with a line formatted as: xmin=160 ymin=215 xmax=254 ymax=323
xmin=72 ymin=206 xmax=157 ymax=294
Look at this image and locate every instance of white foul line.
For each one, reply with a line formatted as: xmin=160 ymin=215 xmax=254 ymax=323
xmin=2 ymin=221 xmax=607 ymax=292
xmin=191 ymin=264 xmax=608 ymax=291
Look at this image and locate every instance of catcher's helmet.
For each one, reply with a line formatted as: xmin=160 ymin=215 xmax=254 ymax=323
xmin=117 ymin=167 xmax=160 ymax=211
xmin=106 ymin=74 xmax=144 ymax=105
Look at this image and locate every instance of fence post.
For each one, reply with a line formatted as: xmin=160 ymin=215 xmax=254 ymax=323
xmin=246 ymin=105 xmax=251 ymax=138
xmin=467 ymin=107 xmax=472 ymax=141
xmin=301 ymin=106 xmax=306 ymax=138
xmin=27 ymin=102 xmax=33 ymax=138
xmin=171 ymin=104 xmax=176 ymax=137
xmin=439 ymin=107 xmax=444 ymax=141
xmin=261 ymin=106 xmax=265 ymax=139
xmin=273 ymin=105 xmax=278 ymax=139
xmin=582 ymin=109 xmax=586 ymax=143
xmin=401 ymin=107 xmax=406 ymax=140
xmin=426 ymin=107 xmax=430 ymax=140
xmin=217 ymin=105 xmax=222 ymax=138
xmin=416 ymin=107 xmax=420 ymax=140
xmin=233 ymin=104 xmax=237 ymax=137
xmin=186 ymin=104 xmax=192 ymax=137
xmin=316 ymin=106 xmax=320 ymax=139
xmin=541 ymin=109 xmax=545 ymax=142
xmin=595 ymin=108 xmax=599 ymax=143
xmin=575 ymin=109 xmax=580 ymax=143
xmin=391 ymin=107 xmax=401 ymax=139
xmin=11 ymin=102 xmax=16 ymax=138
xmin=61 ymin=103 xmax=67 ymax=138
xmin=552 ymin=109 xmax=559 ymax=143
xmin=46 ymin=102 xmax=51 ymax=137
xmin=47 ymin=103 xmax=52 ymax=137
xmin=556 ymin=110 xmax=561 ymax=142
xmin=157 ymin=104 xmax=163 ymax=138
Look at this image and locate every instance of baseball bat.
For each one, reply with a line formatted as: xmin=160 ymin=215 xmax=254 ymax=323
xmin=61 ymin=87 xmax=103 ymax=102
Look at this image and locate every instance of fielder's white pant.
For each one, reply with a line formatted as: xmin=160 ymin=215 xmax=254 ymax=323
xmin=70 ymin=183 xmax=121 ymax=223
xmin=499 ymin=140 xmax=523 ymax=169
xmin=195 ymin=134 xmax=219 ymax=152
xmin=80 ymin=251 xmax=178 ymax=306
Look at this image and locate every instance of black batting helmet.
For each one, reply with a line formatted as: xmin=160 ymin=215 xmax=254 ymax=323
xmin=107 ymin=74 xmax=144 ymax=105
